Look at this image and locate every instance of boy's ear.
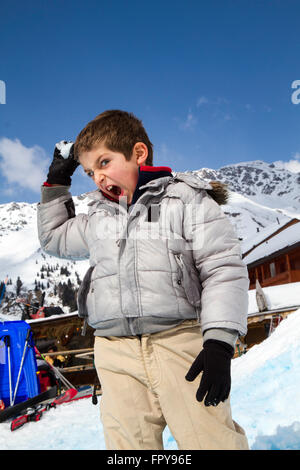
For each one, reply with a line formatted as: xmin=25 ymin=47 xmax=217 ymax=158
xmin=133 ymin=142 xmax=148 ymax=166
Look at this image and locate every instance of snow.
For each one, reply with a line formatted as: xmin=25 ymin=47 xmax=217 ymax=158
xmin=231 ymin=308 xmax=300 ymax=450
xmin=223 ymin=190 xmax=292 ymax=246
xmin=0 ymin=196 xmax=90 ymax=318
xmin=219 ymin=160 xmax=300 ymax=216
xmin=241 ymin=218 xmax=294 ymax=255
xmin=247 ymin=282 xmax=300 ymax=315
xmin=1 ymin=308 xmax=300 ymax=450
xmin=55 ymin=141 xmax=73 ymax=159
xmin=244 ymin=221 xmax=300 ymax=265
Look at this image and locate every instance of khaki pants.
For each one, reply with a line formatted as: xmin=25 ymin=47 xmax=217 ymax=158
xmin=94 ymin=319 xmax=249 ymax=450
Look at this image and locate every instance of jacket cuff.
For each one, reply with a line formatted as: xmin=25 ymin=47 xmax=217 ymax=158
xmin=203 ymin=328 xmax=239 ymax=349
xmin=40 ymin=185 xmax=70 ymax=203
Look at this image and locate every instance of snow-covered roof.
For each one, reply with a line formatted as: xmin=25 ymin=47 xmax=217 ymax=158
xmin=243 ymin=221 xmax=300 ymax=265
xmin=241 ymin=219 xmax=294 ymax=255
xmin=248 ymin=282 xmax=300 ymax=316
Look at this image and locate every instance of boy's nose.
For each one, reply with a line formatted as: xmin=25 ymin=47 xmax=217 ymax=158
xmin=94 ymin=170 xmax=105 ymax=187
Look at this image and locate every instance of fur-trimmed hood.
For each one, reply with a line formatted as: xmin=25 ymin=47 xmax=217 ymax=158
xmin=172 ymin=172 xmax=229 ymax=206
xmin=207 ymin=180 xmax=229 ymax=206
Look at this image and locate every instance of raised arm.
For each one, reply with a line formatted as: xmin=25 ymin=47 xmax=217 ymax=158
xmin=37 ymin=141 xmax=90 ymax=260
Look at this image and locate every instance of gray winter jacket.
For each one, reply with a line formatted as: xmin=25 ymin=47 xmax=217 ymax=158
xmin=37 ymin=172 xmax=249 ymax=342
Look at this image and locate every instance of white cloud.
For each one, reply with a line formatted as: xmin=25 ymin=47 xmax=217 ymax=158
xmin=176 ymin=109 xmax=197 ymax=131
xmin=196 ymin=96 xmax=209 ymax=107
xmin=273 ymin=153 xmax=300 ymax=173
xmin=182 ymin=111 xmax=197 ymax=129
xmin=197 ymin=96 xmax=229 ymax=107
xmin=0 ymin=138 xmax=49 ymax=193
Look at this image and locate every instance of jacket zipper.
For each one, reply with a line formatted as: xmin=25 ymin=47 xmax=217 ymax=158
xmin=174 ymin=253 xmax=201 ymax=322
xmin=174 ymin=254 xmax=184 ymax=285
xmin=134 ymin=237 xmax=142 ymax=317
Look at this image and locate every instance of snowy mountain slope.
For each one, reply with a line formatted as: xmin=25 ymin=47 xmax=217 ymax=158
xmin=0 ymin=194 xmax=90 ymax=283
xmin=0 ymin=195 xmax=90 ymax=315
xmin=191 ymin=160 xmax=300 ymax=247
xmin=196 ymin=160 xmax=300 ymax=216
xmin=221 ymin=191 xmax=292 ymax=249
xmin=180 ymin=160 xmax=299 ymax=247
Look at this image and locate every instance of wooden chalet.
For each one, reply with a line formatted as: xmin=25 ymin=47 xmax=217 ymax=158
xmin=243 ymin=218 xmax=300 ymax=290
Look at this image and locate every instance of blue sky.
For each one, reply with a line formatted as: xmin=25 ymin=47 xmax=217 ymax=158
xmin=0 ymin=0 xmax=300 ymax=204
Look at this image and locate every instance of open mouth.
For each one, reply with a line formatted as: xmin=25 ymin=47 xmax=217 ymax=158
xmin=106 ymin=184 xmax=123 ymax=197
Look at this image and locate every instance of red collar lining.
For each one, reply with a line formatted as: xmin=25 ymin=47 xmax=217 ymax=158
xmin=99 ymin=165 xmax=173 ymax=203
xmin=140 ymin=165 xmax=172 ymax=173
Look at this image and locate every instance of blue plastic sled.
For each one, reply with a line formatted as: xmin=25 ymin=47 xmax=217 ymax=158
xmin=0 ymin=321 xmax=40 ymax=407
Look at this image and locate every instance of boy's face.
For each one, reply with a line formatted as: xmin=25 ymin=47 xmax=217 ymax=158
xmin=79 ymin=142 xmax=148 ymax=204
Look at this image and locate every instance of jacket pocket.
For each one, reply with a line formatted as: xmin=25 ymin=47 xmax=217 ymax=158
xmin=174 ymin=253 xmax=202 ymax=308
xmin=77 ymin=266 xmax=95 ymax=318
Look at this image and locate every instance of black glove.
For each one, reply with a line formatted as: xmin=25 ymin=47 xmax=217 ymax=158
xmin=185 ymin=339 xmax=234 ymax=407
xmin=46 ymin=141 xmax=79 ymax=186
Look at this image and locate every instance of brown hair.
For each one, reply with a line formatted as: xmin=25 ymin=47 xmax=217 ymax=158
xmin=74 ymin=110 xmax=153 ymax=165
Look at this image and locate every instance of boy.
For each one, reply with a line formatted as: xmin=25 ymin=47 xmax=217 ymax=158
xmin=37 ymin=110 xmax=249 ymax=450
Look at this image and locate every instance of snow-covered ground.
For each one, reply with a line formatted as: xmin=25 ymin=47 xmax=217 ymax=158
xmin=1 ymin=307 xmax=300 ymax=450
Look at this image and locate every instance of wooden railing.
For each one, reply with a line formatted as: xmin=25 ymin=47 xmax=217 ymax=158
xmin=249 ymin=269 xmax=300 ymax=289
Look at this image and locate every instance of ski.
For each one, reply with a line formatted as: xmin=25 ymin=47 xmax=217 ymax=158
xmin=10 ymin=385 xmax=93 ymax=431
xmin=0 ymin=386 xmax=57 ymax=423
xmin=11 ymin=387 xmax=77 ymax=431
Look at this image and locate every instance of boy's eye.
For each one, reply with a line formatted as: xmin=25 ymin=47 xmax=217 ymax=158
xmin=100 ymin=159 xmax=109 ymax=167
xmin=87 ymin=171 xmax=94 ymax=178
